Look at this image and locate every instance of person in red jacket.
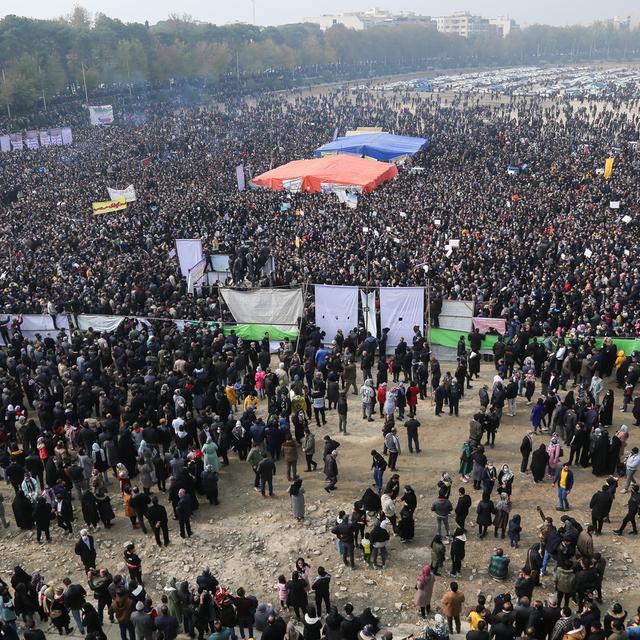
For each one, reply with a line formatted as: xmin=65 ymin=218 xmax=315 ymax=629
xmin=407 ymin=381 xmax=420 ymax=417
xmin=377 ymin=384 xmax=387 ymax=418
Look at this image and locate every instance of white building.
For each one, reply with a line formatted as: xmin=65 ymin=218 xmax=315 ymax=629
xmin=304 ymin=8 xmax=435 ymax=31
xmin=433 ymin=11 xmax=490 ymax=38
xmin=489 ymin=16 xmax=519 ymax=37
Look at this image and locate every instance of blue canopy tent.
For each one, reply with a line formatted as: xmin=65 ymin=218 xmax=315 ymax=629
xmin=315 ymin=133 xmax=429 ymax=162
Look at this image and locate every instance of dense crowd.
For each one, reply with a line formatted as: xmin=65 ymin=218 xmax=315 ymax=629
xmin=0 ymin=83 xmax=639 ymax=335
xmin=0 ymin=72 xmax=640 ymax=640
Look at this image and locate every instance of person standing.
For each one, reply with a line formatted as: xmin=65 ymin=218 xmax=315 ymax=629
xmin=431 ymin=491 xmax=453 ymax=538
xmin=62 ymin=577 xmax=87 ymax=635
xmin=324 ymin=450 xmax=338 ymax=493
xmin=124 ymin=543 xmax=143 ymax=584
xmin=589 ymin=485 xmax=614 ymax=535
xmin=55 ymin=492 xmax=74 ymax=535
xmin=33 ymin=496 xmax=51 ymax=543
xmin=302 ymin=428 xmax=317 ymax=472
xmin=450 ymin=528 xmax=466 ymax=577
xmin=283 ymin=436 xmax=299 ymax=482
xmin=112 ymin=588 xmax=135 ymax=640
xmin=520 ymin=431 xmax=534 ymax=473
xmin=131 ymin=601 xmax=155 ymax=640
xmin=258 ymin=453 xmax=276 ymax=497
xmin=441 ymin=582 xmax=465 ymax=634
xmin=384 ymin=428 xmax=401 ymax=471
xmin=74 ymin=528 xmax=97 ymax=571
xmin=337 ymin=391 xmax=348 ymax=434
xmin=414 ymin=565 xmax=435 ymax=618
xmin=311 ymin=567 xmax=331 ymax=616
xmin=360 ymin=380 xmax=375 ymax=422
xmin=404 ymin=417 xmax=421 ymax=453
xmin=371 ymin=450 xmax=387 ymax=494
xmin=176 ymin=488 xmax=194 ymax=538
xmin=553 ymin=463 xmax=574 ymax=512
xmin=613 ymin=484 xmax=640 ymax=535
xmin=455 ymin=487 xmax=472 ymax=530
xmin=289 ymin=478 xmax=305 ymax=521
xmin=622 ymin=447 xmax=640 ymax=493
xmin=147 ymin=497 xmax=170 ymax=547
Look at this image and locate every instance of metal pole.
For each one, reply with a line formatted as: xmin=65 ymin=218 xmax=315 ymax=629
xmin=236 ymin=50 xmax=240 ymax=82
xmin=1 ymin=69 xmax=10 ymax=118
xmin=426 ymin=275 xmax=431 ymax=345
xmin=81 ymin=61 xmax=89 ymax=104
xmin=42 ymin=89 xmax=47 ymax=111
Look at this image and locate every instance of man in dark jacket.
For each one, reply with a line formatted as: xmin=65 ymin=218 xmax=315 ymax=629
xmin=74 ymin=529 xmax=97 ymax=571
xmin=404 ymin=417 xmax=421 ymax=453
xmin=130 ymin=487 xmax=151 ymax=534
xmin=63 ymin=577 xmax=87 ymax=634
xmin=257 ymin=454 xmax=276 ymax=497
xmin=147 ymin=497 xmax=170 ymax=547
xmin=455 ymin=487 xmax=472 ymax=530
xmin=55 ymin=493 xmax=74 ymax=534
xmin=262 ymin=614 xmax=286 ymax=640
xmin=613 ymin=483 xmax=639 ymax=535
xmin=331 ymin=518 xmax=357 ymax=568
xmin=339 ymin=603 xmax=361 ymax=640
xmin=154 ymin=605 xmax=179 ymax=640
xmin=176 ymin=489 xmax=193 ymax=538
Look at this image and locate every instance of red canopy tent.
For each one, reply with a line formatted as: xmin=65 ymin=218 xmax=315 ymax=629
xmin=251 ymin=155 xmax=398 ymax=193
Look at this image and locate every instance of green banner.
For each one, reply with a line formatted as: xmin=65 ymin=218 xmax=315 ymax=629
xmin=429 ymin=327 xmax=499 ymax=350
xmin=428 ymin=327 xmax=640 ymax=356
xmin=222 ymin=324 xmax=299 ymax=342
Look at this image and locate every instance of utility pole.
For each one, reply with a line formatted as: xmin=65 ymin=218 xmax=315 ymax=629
xmin=236 ymin=50 xmax=240 ymax=82
xmin=81 ymin=61 xmax=89 ymax=104
xmin=1 ymin=69 xmax=10 ymax=118
xmin=42 ymin=89 xmax=47 ymax=111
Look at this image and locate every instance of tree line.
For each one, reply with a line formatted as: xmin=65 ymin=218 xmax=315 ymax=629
xmin=1 ymin=6 xmax=640 ymax=113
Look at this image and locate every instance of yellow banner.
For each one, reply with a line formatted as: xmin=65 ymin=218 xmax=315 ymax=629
xmin=92 ymin=197 xmax=127 ymax=215
xmin=604 ymin=157 xmax=614 ymax=180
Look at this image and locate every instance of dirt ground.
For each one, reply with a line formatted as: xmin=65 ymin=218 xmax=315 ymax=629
xmin=1 ymin=357 xmax=638 ymax=637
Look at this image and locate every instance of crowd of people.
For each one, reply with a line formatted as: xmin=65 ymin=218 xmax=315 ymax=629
xmin=0 ymin=70 xmax=639 ymax=640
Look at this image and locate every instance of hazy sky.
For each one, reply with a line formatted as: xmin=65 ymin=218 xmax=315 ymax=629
xmin=3 ymin=0 xmax=639 ymax=27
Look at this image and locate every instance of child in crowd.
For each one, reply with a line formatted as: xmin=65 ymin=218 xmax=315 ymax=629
xmin=508 ymin=514 xmax=522 ymax=548
xmin=275 ymin=575 xmax=288 ymax=610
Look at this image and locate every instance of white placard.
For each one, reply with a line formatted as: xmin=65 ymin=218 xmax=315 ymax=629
xmin=584 ymin=249 xmax=593 ymax=259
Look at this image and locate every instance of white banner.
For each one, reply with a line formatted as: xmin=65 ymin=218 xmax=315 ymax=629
xmin=39 ymin=131 xmax=51 ymax=147
xmin=175 ymin=239 xmax=203 ymax=278
xmin=379 ymin=287 xmax=424 ymax=351
xmin=360 ymin=290 xmax=377 ymax=339
xmin=236 ymin=165 xmax=245 ymax=191
xmin=221 ymin=288 xmax=303 ymax=326
xmin=187 ymin=258 xmax=207 ymax=294
xmin=3 ymin=314 xmax=70 ymax=340
xmin=108 ymin=185 xmax=137 ymax=202
xmin=0 ymin=135 xmax=10 ymax=153
xmin=10 ymin=134 xmax=23 ymax=151
xmin=61 ymin=127 xmax=73 ymax=145
xmin=49 ymin=129 xmax=63 ymax=145
xmin=89 ymin=105 xmax=114 ymax=125
xmin=75 ymin=315 xmax=125 ymax=333
xmin=314 ymin=285 xmax=358 ymax=344
xmin=25 ymin=131 xmax=39 ymax=149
